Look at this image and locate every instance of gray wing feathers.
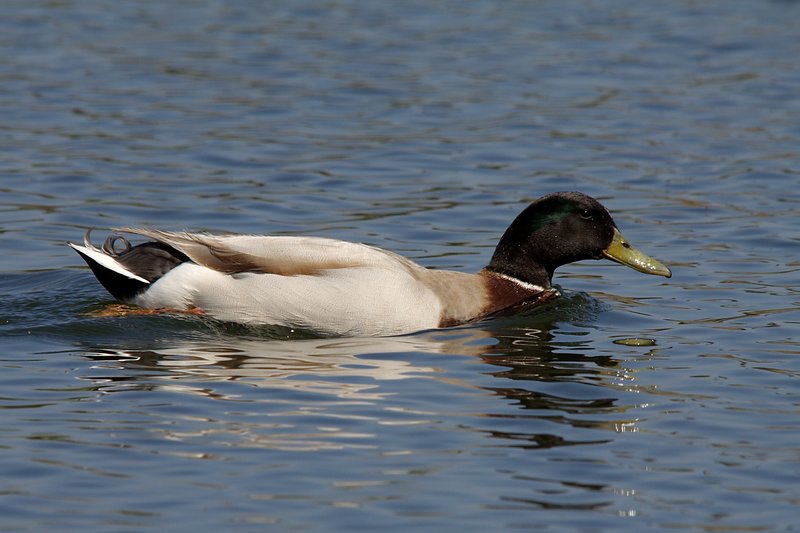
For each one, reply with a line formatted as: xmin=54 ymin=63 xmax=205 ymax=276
xmin=113 ymin=228 xmax=422 ymax=277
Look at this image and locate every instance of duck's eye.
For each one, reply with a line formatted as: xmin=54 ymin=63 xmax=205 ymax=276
xmin=579 ymin=210 xmax=593 ymax=220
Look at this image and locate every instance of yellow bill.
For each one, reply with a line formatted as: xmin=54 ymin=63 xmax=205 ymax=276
xmin=602 ymin=228 xmax=672 ymax=278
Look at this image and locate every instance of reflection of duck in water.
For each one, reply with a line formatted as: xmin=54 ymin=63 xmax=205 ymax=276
xmin=84 ymin=335 xmax=459 ymax=401
xmin=80 ymin=304 xmax=640 ymax=449
xmin=70 ymin=192 xmax=670 ymax=337
xmin=79 ymin=304 xmax=613 ymax=403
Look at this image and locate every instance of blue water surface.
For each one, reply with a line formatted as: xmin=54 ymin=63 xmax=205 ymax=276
xmin=1 ymin=1 xmax=799 ymax=531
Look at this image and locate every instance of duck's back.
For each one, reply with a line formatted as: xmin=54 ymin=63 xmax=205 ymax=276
xmin=115 ymin=229 xmax=423 ymax=277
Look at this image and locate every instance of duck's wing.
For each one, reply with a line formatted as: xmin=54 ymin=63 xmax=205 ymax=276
xmin=114 ymin=228 xmax=422 ymax=276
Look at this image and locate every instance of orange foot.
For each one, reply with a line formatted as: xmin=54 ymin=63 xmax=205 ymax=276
xmin=89 ymin=303 xmax=205 ymax=318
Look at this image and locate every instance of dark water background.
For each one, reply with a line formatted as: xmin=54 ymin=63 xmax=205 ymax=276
xmin=1 ymin=1 xmax=799 ymax=531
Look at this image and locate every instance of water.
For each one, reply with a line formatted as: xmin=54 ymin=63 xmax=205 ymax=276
xmin=1 ymin=0 xmax=799 ymax=530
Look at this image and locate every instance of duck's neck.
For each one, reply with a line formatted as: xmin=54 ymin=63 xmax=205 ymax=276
xmin=483 ymin=258 xmax=552 ymax=292
xmin=485 ymin=222 xmax=557 ymax=290
xmin=477 ymin=269 xmax=555 ymax=319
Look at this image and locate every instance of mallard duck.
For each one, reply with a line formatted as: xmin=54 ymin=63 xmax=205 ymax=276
xmin=69 ymin=191 xmax=671 ymax=337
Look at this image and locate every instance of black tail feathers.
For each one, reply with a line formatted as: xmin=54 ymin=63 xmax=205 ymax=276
xmin=72 ymin=233 xmax=190 ymax=301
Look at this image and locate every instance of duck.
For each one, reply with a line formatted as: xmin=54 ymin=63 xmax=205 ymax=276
xmin=69 ymin=191 xmax=671 ymax=337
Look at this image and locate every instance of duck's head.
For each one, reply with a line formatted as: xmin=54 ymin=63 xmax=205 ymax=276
xmin=486 ymin=191 xmax=671 ymax=287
